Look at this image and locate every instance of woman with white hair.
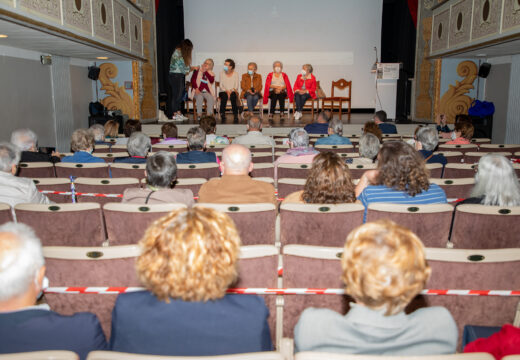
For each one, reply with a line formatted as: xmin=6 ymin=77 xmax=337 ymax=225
xmin=274 ymin=128 xmax=318 ymax=181
xmin=415 ymin=127 xmax=447 ymax=166
xmin=62 ymin=129 xmax=105 ymax=163
xmin=190 ymin=58 xmax=216 ymax=119
xmin=10 ymin=128 xmax=61 ymax=163
xmin=352 ymin=133 xmax=380 ymax=165
xmin=458 ymin=154 xmax=520 ymax=206
xmin=315 ymin=118 xmax=352 ymax=145
xmin=113 ymin=132 xmax=151 ymax=164
xmin=263 ymin=60 xmax=294 ymax=120
xmin=293 ymin=64 xmax=317 ymax=120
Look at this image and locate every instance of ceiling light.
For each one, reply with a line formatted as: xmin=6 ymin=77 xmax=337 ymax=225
xmin=0 ymin=34 xmax=8 ymax=38
xmin=96 ymin=56 xmax=109 ymax=60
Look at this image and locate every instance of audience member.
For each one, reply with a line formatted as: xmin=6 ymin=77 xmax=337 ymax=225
xmin=116 ymin=120 xmax=142 ymax=145
xmin=198 ymin=144 xmax=276 ymax=204
xmin=315 ymin=118 xmax=352 ymax=145
xmin=104 ymin=120 xmax=120 ymax=140
xmin=284 ymin=152 xmax=356 ymax=204
xmin=435 ymin=113 xmax=451 ymax=133
xmin=415 ymin=127 xmax=447 ymax=167
xmin=373 ymin=110 xmax=397 ymax=134
xmin=61 ymin=129 xmax=105 ymax=163
xmin=0 ymin=223 xmax=107 ymax=359
xmin=293 ymin=64 xmax=317 ymax=120
xmin=355 ymin=141 xmax=447 ymax=221
xmin=264 ymin=60 xmax=293 ymax=119
xmin=363 ymin=121 xmax=383 ymax=142
xmin=200 ymin=116 xmax=229 ymax=145
xmin=295 ymin=220 xmax=457 ymax=354
xmin=123 ymin=152 xmax=194 ymax=206
xmin=464 ymin=324 xmax=520 ymax=359
xmin=175 ymin=127 xmax=217 ymax=164
xmin=352 ymin=133 xmax=380 ymax=165
xmin=275 ymin=128 xmax=318 ymax=181
xmin=445 ymin=122 xmax=474 ymax=145
xmin=113 ymin=132 xmax=151 ymax=164
xmin=169 ymin=39 xmax=196 ymax=120
xmin=241 ymin=62 xmax=263 ymax=114
xmin=190 ymin=58 xmax=216 ymax=118
xmin=89 ymin=124 xmax=110 ymax=145
xmin=304 ymin=111 xmax=330 ymax=135
xmin=159 ymin=123 xmax=186 ymax=145
xmin=0 ymin=142 xmax=50 ymax=207
xmin=457 ymin=154 xmax=520 ymax=206
xmin=110 ymin=207 xmax=272 ymax=355
xmin=219 ymin=58 xmax=240 ymax=121
xmin=232 ymin=116 xmax=275 ymax=147
xmin=10 ymin=129 xmax=60 ymax=163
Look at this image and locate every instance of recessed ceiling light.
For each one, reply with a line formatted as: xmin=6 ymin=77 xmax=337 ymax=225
xmin=0 ymin=34 xmax=8 ymax=38
xmin=96 ymin=56 xmax=109 ymax=60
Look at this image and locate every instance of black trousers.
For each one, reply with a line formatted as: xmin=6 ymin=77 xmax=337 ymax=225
xmin=269 ymin=91 xmax=287 ymax=113
xmin=168 ymin=73 xmax=186 ymax=116
xmin=219 ymin=91 xmax=238 ymax=115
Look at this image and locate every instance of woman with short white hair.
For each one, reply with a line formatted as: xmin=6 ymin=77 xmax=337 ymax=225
xmin=293 ymin=64 xmax=317 ymax=120
xmin=190 ymin=58 xmax=216 ymax=119
xmin=113 ymin=132 xmax=151 ymax=164
xmin=352 ymin=133 xmax=380 ymax=165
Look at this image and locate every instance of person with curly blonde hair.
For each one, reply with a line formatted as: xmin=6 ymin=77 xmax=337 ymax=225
xmin=355 ymin=141 xmax=447 ymax=221
xmin=110 ymin=207 xmax=272 ymax=355
xmin=283 ymin=152 xmax=356 ymax=204
xmin=295 ymin=220 xmax=457 ymax=355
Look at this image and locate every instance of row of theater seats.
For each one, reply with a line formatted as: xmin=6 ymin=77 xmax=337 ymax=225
xmin=39 ymin=243 xmax=520 ymax=352
xmin=2 ymin=202 xmax=519 ymax=249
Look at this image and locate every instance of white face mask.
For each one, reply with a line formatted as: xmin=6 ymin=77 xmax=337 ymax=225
xmin=274 ymin=67 xmax=281 ymax=73
xmin=301 ymin=70 xmax=307 ymax=76
xmin=451 ymin=131 xmax=457 ymax=140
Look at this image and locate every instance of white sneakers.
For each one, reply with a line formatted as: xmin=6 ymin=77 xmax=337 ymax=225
xmin=294 ymin=111 xmax=303 ymax=120
xmin=174 ymin=113 xmax=188 ymax=121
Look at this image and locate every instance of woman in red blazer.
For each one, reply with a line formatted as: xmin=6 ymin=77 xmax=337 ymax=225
xmin=293 ymin=64 xmax=317 ymax=120
xmin=263 ymin=61 xmax=294 ymax=119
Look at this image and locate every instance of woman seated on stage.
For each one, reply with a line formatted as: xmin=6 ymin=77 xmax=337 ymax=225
xmin=218 ymin=58 xmax=240 ymax=121
xmin=110 ymin=206 xmax=272 ymax=356
xmin=293 ymin=64 xmax=317 ymax=120
xmin=190 ymin=58 xmax=216 ymax=119
xmin=263 ymin=60 xmax=293 ymax=119
xmin=283 ymin=152 xmax=356 ymax=204
xmin=240 ymin=62 xmax=263 ymax=115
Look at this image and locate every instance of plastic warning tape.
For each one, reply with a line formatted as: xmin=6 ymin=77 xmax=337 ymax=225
xmin=39 ymin=190 xmax=123 ymax=198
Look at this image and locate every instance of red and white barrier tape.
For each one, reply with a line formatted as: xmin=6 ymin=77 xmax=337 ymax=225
xmin=39 ymin=190 xmax=123 ymax=198
xmin=42 ymin=287 xmax=520 ymax=296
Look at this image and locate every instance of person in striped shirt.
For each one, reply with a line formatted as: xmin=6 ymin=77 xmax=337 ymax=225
xmin=355 ymin=141 xmax=447 ymax=221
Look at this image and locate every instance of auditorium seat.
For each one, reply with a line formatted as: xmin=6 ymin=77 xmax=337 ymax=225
xmin=205 ymin=144 xmax=227 ymax=152
xmin=338 ymin=153 xmax=360 ymax=161
xmin=274 ymin=145 xmax=289 ymax=153
xmin=43 ymin=245 xmax=141 ymax=339
xmin=74 ymin=178 xmax=139 ymax=205
xmin=251 ymin=152 xmax=274 ymax=163
xmin=277 ymin=164 xmax=311 ymax=180
xmin=86 ymin=351 xmax=284 ymax=360
xmin=294 ymin=352 xmax=493 ymax=360
xmin=430 ymin=178 xmax=474 ymax=200
xmin=250 ymin=164 xmax=275 ymax=178
xmin=147 ymin=177 xmax=208 ymax=196
xmin=0 ymin=350 xmax=79 ymax=360
xmin=515 ymin=162 xmax=520 ymax=178
xmin=109 ymin=163 xmax=146 ymax=179
xmin=470 ymin=138 xmax=492 ymax=144
xmin=91 ymin=153 xmax=129 ymax=163
xmin=17 ymin=162 xmax=55 ymax=178
xmin=33 ymin=178 xmax=73 ymax=203
xmin=177 ymin=163 xmax=220 ymax=179
xmin=92 ymin=145 xmax=111 ymax=153
xmin=277 ymin=178 xmax=305 ymax=198
xmin=0 ymin=203 xmax=12 ymax=224
xmin=443 ymin=164 xmax=477 ymax=178
xmin=109 ymin=145 xmax=128 ymax=153
xmin=315 ymin=145 xmax=355 ymax=153
xmin=425 ymin=163 xmax=443 ymax=178
xmin=14 ymin=203 xmax=105 ymax=246
xmin=103 ymin=203 xmax=187 ymax=245
xmin=243 ymin=144 xmax=274 ymax=153
xmin=347 ymin=163 xmax=378 ymax=179
xmin=450 ymin=204 xmax=520 ymax=249
xmin=438 ymin=144 xmax=478 ymax=154
xmin=152 ymin=144 xmax=187 ymax=153
xmin=195 ymin=203 xmax=277 ymax=245
xmin=365 ymin=203 xmax=454 ymax=248
xmin=479 ymin=144 xmax=520 ymax=153
xmin=464 ymin=151 xmax=512 ymax=164
xmin=433 ymin=151 xmax=464 ymax=164
xmin=279 ymin=203 xmax=364 ymax=246
xmin=55 ymin=163 xmax=110 ymax=178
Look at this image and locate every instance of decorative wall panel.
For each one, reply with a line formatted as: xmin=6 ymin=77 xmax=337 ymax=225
xmin=472 ymin=0 xmax=501 ymax=40
xmin=432 ymin=9 xmax=450 ymax=52
xmin=93 ymin=0 xmax=114 ymax=43
xmin=449 ymin=0 xmax=472 ymax=47
xmin=130 ymin=11 xmax=143 ymax=56
xmin=114 ymin=0 xmax=130 ymax=50
xmin=63 ymin=0 xmax=93 ymax=35
xmin=417 ymin=16 xmax=434 ymax=119
xmin=99 ymin=63 xmax=135 ymax=117
xmin=502 ymin=0 xmax=520 ymax=31
xmin=18 ymin=0 xmax=61 ymax=22
xmin=439 ymin=60 xmax=477 ymax=123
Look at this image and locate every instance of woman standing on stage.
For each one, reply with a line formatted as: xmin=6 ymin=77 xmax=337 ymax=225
xmin=169 ymin=39 xmax=198 ymax=120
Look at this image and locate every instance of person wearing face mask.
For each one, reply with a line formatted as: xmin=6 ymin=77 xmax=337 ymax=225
xmin=293 ymin=64 xmax=317 ymax=120
xmin=190 ymin=58 xmax=216 ymax=119
xmin=219 ymin=59 xmax=240 ymax=121
xmin=240 ymin=62 xmax=263 ymax=114
xmin=263 ymin=60 xmax=294 ymax=119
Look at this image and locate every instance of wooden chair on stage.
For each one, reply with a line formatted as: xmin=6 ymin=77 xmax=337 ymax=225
xmin=321 ymin=79 xmax=352 ymax=121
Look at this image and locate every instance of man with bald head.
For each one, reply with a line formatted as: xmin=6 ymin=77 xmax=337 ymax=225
xmin=198 ymin=144 xmax=276 ymax=204
xmin=232 ymin=116 xmax=275 ymax=147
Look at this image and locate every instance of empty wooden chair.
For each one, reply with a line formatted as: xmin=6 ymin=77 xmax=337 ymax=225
xmin=366 ymin=203 xmax=454 ymax=248
xmin=280 ymin=203 xmax=364 ymax=246
xmin=321 ymin=79 xmax=352 ymax=121
xmin=277 ymin=178 xmax=305 ymax=199
xmin=315 ymin=145 xmax=355 ymax=154
xmin=443 ymin=164 xmax=478 ymax=179
xmin=195 ymin=203 xmax=277 ymax=245
xmin=464 ymin=151 xmax=512 ymax=164
xmin=14 ymin=203 xmax=105 ymax=246
xmin=177 ymin=163 xmax=220 ymax=179
xmin=32 ymin=178 xmax=72 ymax=203
xmin=17 ymin=162 xmax=55 ymax=178
xmin=110 ymin=163 xmax=146 ymax=179
xmin=430 ymin=178 xmax=474 ymax=200
xmin=433 ymin=151 xmax=464 ymax=164
xmin=0 ymin=203 xmax=12 ymax=224
xmin=451 ymin=204 xmax=520 ymax=248
xmin=74 ymin=178 xmax=140 ymax=205
xmin=250 ymin=164 xmax=275 ymax=178
xmin=55 ymin=163 xmax=109 ymax=178
xmin=103 ymin=203 xmax=187 ymax=245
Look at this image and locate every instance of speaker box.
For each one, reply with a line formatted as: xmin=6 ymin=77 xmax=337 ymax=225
xmin=470 ymin=115 xmax=493 ymax=139
xmin=88 ymin=66 xmax=101 ymax=80
xmin=478 ymin=62 xmax=491 ymax=78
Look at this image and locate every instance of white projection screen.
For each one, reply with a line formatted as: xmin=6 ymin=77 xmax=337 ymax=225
xmin=184 ymin=0 xmax=382 ymax=109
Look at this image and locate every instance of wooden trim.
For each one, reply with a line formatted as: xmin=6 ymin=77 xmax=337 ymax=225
xmin=0 ymin=9 xmax=147 ymax=62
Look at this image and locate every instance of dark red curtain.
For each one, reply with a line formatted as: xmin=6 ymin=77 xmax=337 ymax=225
xmin=407 ymin=0 xmax=418 ymax=27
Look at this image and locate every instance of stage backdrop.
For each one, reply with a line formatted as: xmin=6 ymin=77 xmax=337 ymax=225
xmin=184 ymin=0 xmax=382 ymax=109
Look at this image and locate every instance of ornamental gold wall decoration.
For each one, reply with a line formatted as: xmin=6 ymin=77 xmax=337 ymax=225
xmin=439 ymin=60 xmax=477 ymax=123
xmin=99 ymin=63 xmax=135 ymax=118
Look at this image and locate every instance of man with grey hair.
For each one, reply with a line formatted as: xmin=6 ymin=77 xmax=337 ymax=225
xmin=415 ymin=126 xmax=447 ymax=166
xmin=353 ymin=133 xmax=380 ymax=165
xmin=113 ymin=132 xmax=151 ymax=164
xmin=176 ymin=126 xmax=217 ymax=164
xmin=198 ymin=144 xmax=276 ymax=204
xmin=304 ymin=111 xmax=330 ymax=134
xmin=0 ymin=142 xmax=50 ymax=208
xmin=315 ymin=118 xmax=352 ymax=145
xmin=232 ymin=116 xmax=276 ymax=147
xmin=10 ymin=129 xmax=61 ymax=163
xmin=89 ymin=124 xmax=109 ymax=145
xmin=0 ymin=222 xmax=108 ymax=357
xmin=274 ymin=128 xmax=318 ymax=181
